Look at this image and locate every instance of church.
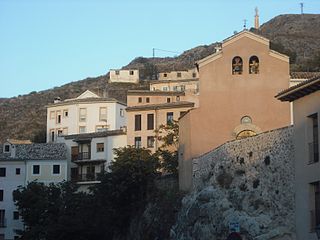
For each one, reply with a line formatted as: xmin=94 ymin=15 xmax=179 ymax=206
xmin=179 ymin=30 xmax=291 ymax=191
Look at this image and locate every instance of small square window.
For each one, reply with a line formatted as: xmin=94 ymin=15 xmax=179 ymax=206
xmin=53 ymin=165 xmax=60 ymax=175
xmin=138 ymin=97 xmax=142 ymax=103
xmin=163 ymin=73 xmax=168 ymax=77
xmin=146 ymin=97 xmax=150 ymax=103
xmin=33 ymin=165 xmax=40 ymax=175
xmin=129 ymin=70 xmax=134 ymax=75
xmin=167 ymin=98 xmax=171 ymax=103
xmin=192 ymin=72 xmax=197 ymax=78
xmin=177 ymin=72 xmax=182 ymax=78
xmin=57 ymin=130 xmax=63 ymax=137
xmin=63 ymin=110 xmax=68 ymax=117
xmin=0 ymin=168 xmax=6 ymax=177
xmin=13 ymin=211 xmax=19 ymax=220
xmin=4 ymin=145 xmax=10 ymax=153
xmin=16 ymin=168 xmax=20 ymax=175
xmin=120 ymin=109 xmax=124 ymax=117
xmin=97 ymin=143 xmax=104 ymax=152
xmin=115 ymin=70 xmax=120 ymax=75
xmin=79 ymin=126 xmax=86 ymax=133
xmin=176 ymin=96 xmax=180 ymax=101
xmin=0 ymin=190 xmax=3 ymax=201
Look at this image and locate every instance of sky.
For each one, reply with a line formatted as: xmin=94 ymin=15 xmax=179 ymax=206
xmin=0 ymin=0 xmax=319 ymax=98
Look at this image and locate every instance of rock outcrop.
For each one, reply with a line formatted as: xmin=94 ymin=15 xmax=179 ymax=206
xmin=171 ymin=127 xmax=295 ymax=240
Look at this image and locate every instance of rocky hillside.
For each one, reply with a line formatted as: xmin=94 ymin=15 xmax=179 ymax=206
xmin=1 ymin=14 xmax=319 ymax=143
xmin=0 ymin=76 xmax=148 ymax=143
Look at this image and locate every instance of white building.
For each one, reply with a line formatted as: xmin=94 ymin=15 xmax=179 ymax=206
xmin=46 ymin=90 xmax=127 ymax=143
xmin=58 ymin=130 xmax=126 ymax=189
xmin=0 ymin=141 xmax=67 ymax=240
xmin=109 ymin=69 xmax=139 ymax=83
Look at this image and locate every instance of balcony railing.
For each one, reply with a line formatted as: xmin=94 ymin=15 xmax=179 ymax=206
xmin=71 ymin=173 xmax=101 ymax=182
xmin=310 ymin=209 xmax=320 ymax=231
xmin=71 ymin=152 xmax=90 ymax=162
xmin=309 ymin=142 xmax=319 ymax=164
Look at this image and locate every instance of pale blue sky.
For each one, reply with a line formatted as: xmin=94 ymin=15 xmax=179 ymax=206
xmin=0 ymin=0 xmax=319 ymax=98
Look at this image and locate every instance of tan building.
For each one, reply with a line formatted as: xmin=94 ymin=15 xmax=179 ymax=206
xmin=150 ymin=78 xmax=199 ymax=95
xmin=126 ymin=90 xmax=196 ymax=151
xmin=158 ymin=68 xmax=198 ymax=81
xmin=179 ymin=30 xmax=291 ymax=191
xmin=109 ymin=69 xmax=139 ymax=83
xmin=276 ymin=77 xmax=320 ymax=240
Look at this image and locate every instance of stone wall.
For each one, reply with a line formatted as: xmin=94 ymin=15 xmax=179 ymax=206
xmin=172 ymin=126 xmax=295 ymax=240
xmin=0 ymin=143 xmax=67 ymax=160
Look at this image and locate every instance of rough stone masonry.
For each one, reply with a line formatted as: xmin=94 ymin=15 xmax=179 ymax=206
xmin=171 ymin=126 xmax=295 ymax=240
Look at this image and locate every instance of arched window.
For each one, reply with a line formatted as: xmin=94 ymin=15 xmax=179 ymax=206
xmin=249 ymin=56 xmax=259 ymax=74
xmin=232 ymin=56 xmax=243 ymax=75
xmin=241 ymin=116 xmax=252 ymax=124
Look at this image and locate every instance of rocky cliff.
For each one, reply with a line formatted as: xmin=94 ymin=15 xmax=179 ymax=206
xmin=171 ymin=127 xmax=295 ymax=240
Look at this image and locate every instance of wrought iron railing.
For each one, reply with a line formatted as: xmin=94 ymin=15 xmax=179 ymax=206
xmin=71 ymin=152 xmax=90 ymax=162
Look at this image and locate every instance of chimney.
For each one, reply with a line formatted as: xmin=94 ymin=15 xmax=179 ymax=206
xmin=54 ymin=97 xmax=61 ymax=103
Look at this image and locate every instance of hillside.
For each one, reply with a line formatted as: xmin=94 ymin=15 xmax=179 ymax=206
xmin=1 ymin=14 xmax=319 ymax=143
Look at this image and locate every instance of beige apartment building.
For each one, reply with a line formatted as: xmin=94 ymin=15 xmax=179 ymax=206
xmin=126 ymin=90 xmax=196 ymax=151
xmin=46 ymin=90 xmax=126 ymax=143
xmin=158 ymin=68 xmax=198 ymax=81
xmin=109 ymin=69 xmax=139 ymax=83
xmin=179 ymin=30 xmax=291 ymax=191
xmin=277 ymin=77 xmax=320 ymax=240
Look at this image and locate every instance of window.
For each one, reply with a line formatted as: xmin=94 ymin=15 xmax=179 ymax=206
xmin=120 ymin=109 xmax=124 ymax=117
xmin=147 ymin=136 xmax=155 ymax=148
xmin=147 ymin=114 xmax=154 ymax=130
xmin=50 ymin=130 xmax=55 ymax=142
xmin=134 ymin=137 xmax=141 ymax=148
xmin=16 ymin=168 xmax=20 ymax=175
xmin=0 ymin=210 xmax=5 ymax=227
xmin=99 ymin=107 xmax=107 ymax=121
xmin=138 ymin=97 xmax=142 ymax=103
xmin=57 ymin=129 xmax=63 ymax=137
xmin=115 ymin=70 xmax=120 ymax=75
xmin=167 ymin=98 xmax=171 ymax=103
xmin=163 ymin=73 xmax=168 ymax=78
xmin=167 ymin=112 xmax=174 ymax=124
xmin=177 ymin=72 xmax=182 ymax=78
xmin=53 ymin=165 xmax=60 ymax=174
xmin=173 ymin=86 xmax=178 ymax=91
xmin=96 ymin=125 xmax=108 ymax=132
xmin=249 ymin=56 xmax=259 ymax=74
xmin=135 ymin=115 xmax=142 ymax=131
xmin=33 ymin=165 xmax=40 ymax=175
xmin=63 ymin=110 xmax=68 ymax=117
xmin=0 ymin=190 xmax=3 ymax=201
xmin=79 ymin=108 xmax=87 ymax=122
xmin=79 ymin=126 xmax=86 ymax=133
xmin=97 ymin=143 xmax=104 ymax=152
xmin=0 ymin=168 xmax=6 ymax=177
xmin=176 ymin=96 xmax=180 ymax=102
xmin=13 ymin=211 xmax=19 ymax=220
xmin=308 ymin=113 xmax=319 ymax=163
xmin=310 ymin=181 xmax=320 ymax=231
xmin=146 ymin=97 xmax=150 ymax=103
xmin=232 ymin=56 xmax=243 ymax=75
xmin=162 ymin=86 xmax=168 ymax=91
xmin=192 ymin=72 xmax=197 ymax=78
xmin=4 ymin=145 xmax=10 ymax=153
xmin=241 ymin=116 xmax=252 ymax=124
xmin=50 ymin=111 xmax=55 ymax=120
xmin=129 ymin=70 xmax=134 ymax=75
xmin=56 ymin=111 xmax=61 ymax=124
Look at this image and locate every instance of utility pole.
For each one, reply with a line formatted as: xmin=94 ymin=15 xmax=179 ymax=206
xmin=300 ymin=2 xmax=304 ymax=14
xmin=243 ymin=19 xmax=247 ymax=29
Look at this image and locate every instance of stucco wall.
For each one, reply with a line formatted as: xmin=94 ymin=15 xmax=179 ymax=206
xmin=173 ymin=126 xmax=295 ymax=240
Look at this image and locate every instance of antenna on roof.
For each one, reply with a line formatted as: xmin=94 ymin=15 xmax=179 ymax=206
xmin=243 ymin=19 xmax=247 ymax=29
xmin=300 ymin=2 xmax=304 ymax=14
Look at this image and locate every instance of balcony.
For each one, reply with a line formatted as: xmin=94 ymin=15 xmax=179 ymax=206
xmin=71 ymin=173 xmax=101 ymax=183
xmin=308 ymin=142 xmax=319 ymax=164
xmin=72 ymin=152 xmax=90 ymax=162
